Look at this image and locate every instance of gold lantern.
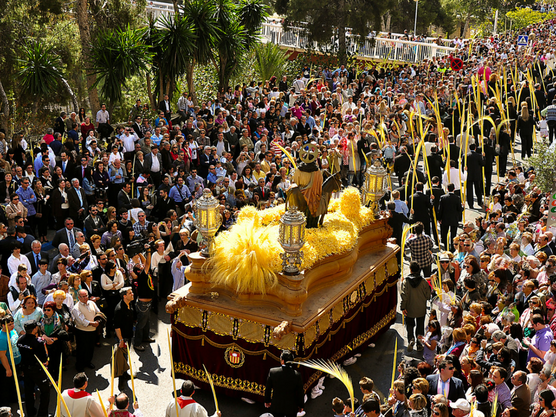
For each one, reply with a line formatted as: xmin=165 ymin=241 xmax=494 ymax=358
xmin=362 ymin=159 xmax=388 ymax=215
xmin=278 ymin=206 xmax=306 ymax=275
xmin=193 ymin=189 xmax=222 ymax=257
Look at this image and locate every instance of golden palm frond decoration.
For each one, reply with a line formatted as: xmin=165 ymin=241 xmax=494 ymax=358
xmin=203 ymin=365 xmax=220 ymax=413
xmin=295 ymin=359 xmax=354 ymax=410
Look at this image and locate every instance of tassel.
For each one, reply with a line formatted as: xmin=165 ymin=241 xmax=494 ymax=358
xmin=263 ymin=352 xmax=266 ymax=360
xmin=201 ymin=338 xmax=204 ymax=346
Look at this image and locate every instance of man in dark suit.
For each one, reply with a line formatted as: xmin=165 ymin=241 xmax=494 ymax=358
xmin=254 ymin=178 xmax=271 ymax=201
xmin=51 ymin=219 xmax=82 ymax=250
xmin=53 ymin=112 xmax=66 ymax=134
xmin=158 ymin=94 xmax=172 ymax=122
xmin=83 ymin=205 xmax=106 ymax=238
xmin=67 ymin=179 xmax=89 ymax=229
xmin=264 ymin=350 xmax=304 ymax=417
xmin=438 ymin=183 xmax=464 ymax=252
xmin=393 ymin=147 xmax=411 ymax=187
xmin=510 ymin=371 xmax=530 ymax=417
xmin=131 ymin=115 xmax=143 ymax=139
xmin=426 ymin=176 xmax=444 ymax=246
xmin=426 ymin=359 xmax=465 ymax=405
xmin=73 ymin=156 xmax=90 ymax=185
xmin=465 ymin=143 xmax=485 ymax=209
xmin=144 ymin=146 xmax=163 ymax=187
xmin=117 ymin=183 xmax=133 ymax=211
xmin=409 ymin=182 xmax=432 ymax=237
xmin=25 ymin=240 xmax=50 ymax=276
xmin=56 ymin=152 xmax=75 ymax=178
xmin=427 ymin=146 xmax=444 ymax=183
xmin=0 ymin=226 xmax=19 ymax=272
xmin=447 ymin=136 xmax=461 ymax=168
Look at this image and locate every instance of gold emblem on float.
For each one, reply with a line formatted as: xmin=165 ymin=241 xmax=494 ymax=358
xmin=224 ymin=347 xmax=245 ymax=368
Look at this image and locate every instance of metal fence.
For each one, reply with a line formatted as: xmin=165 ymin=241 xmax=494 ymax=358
xmin=261 ymin=22 xmax=457 ymax=63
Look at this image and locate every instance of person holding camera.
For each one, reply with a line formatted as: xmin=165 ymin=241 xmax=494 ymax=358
xmin=8 ymin=274 xmax=36 ymax=312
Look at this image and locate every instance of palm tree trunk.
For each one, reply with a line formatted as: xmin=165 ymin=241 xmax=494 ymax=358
xmin=61 ymin=77 xmax=79 ymax=113
xmin=0 ymin=78 xmax=10 ymax=137
xmin=75 ymin=0 xmax=100 ymax=115
xmin=337 ymin=0 xmax=347 ymax=63
xmin=185 ymin=63 xmax=197 ymax=106
xmin=146 ymin=74 xmax=157 ymax=111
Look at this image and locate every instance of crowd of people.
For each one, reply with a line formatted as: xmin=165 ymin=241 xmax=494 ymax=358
xmin=0 ymin=7 xmax=556 ymax=417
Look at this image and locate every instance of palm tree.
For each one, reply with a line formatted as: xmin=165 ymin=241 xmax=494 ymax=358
xmin=90 ymin=26 xmax=152 ymax=109
xmin=211 ymin=0 xmax=268 ymax=97
xmin=155 ymin=13 xmax=196 ymax=101
xmin=17 ymin=41 xmax=79 ymax=112
xmin=253 ymin=42 xmax=289 ymax=83
xmin=182 ymin=0 xmax=220 ymax=104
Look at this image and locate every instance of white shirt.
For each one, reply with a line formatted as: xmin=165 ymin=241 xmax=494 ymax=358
xmin=96 ymin=109 xmax=110 ymax=124
xmin=121 ymin=133 xmax=138 ymax=152
xmin=100 ymin=270 xmax=125 ymax=291
xmin=60 ymin=188 xmax=69 ymax=209
xmin=8 ymin=254 xmax=31 ymax=276
xmin=151 ymin=153 xmax=160 ymax=172
xmin=72 ymin=300 xmax=100 ymax=331
xmin=442 ymin=167 xmax=466 ymax=190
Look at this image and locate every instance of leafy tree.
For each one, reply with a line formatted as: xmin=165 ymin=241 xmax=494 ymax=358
xmin=253 ymin=42 xmax=290 ymax=82
xmin=17 ymin=41 xmax=79 ymax=113
xmin=275 ymin=0 xmax=395 ymax=62
xmin=506 ymin=8 xmax=555 ymax=30
xmin=387 ymin=0 xmax=453 ymax=35
xmin=90 ymin=27 xmax=153 ymax=109
xmin=181 ymin=0 xmax=220 ymax=104
xmin=75 ymin=0 xmax=146 ymax=115
xmin=526 ymin=140 xmax=556 ymax=193
xmin=212 ymin=0 xmax=268 ymax=96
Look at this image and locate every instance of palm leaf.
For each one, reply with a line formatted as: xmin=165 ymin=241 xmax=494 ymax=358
xmin=295 ymin=359 xmax=354 ymax=410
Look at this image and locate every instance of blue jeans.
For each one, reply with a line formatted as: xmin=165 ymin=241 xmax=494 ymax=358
xmin=134 ymin=300 xmax=151 ymax=346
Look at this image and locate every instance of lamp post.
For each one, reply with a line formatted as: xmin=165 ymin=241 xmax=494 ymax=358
xmin=278 ymin=206 xmax=306 ymax=275
xmin=362 ymin=159 xmax=388 ymax=216
xmin=193 ymin=189 xmax=222 ymax=257
xmin=414 ymin=0 xmax=419 ymax=36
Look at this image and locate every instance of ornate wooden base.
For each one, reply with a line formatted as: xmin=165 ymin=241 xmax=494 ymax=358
xmin=166 ymin=219 xmax=399 ymax=400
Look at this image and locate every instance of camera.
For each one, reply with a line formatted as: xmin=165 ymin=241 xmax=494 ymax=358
xmin=22 ymin=289 xmax=30 ymax=297
xmin=126 ymin=238 xmax=156 ymax=257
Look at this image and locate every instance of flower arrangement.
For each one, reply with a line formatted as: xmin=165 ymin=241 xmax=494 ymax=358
xmin=206 ymin=187 xmax=375 ymax=294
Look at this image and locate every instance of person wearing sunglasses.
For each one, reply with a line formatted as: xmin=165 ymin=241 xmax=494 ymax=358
xmin=426 ymin=359 xmax=465 ymax=404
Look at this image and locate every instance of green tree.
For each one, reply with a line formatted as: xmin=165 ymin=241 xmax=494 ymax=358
xmin=253 ymin=42 xmax=289 ymax=82
xmin=275 ymin=0 xmax=394 ymax=63
xmin=212 ymin=0 xmax=268 ymax=97
xmin=387 ymin=0 xmax=453 ymax=35
xmin=182 ymin=0 xmax=220 ymax=104
xmin=506 ymin=7 xmax=555 ymax=30
xmin=90 ymin=27 xmax=153 ymax=109
xmin=17 ymin=41 xmax=79 ymax=113
xmin=526 ymin=140 xmax=556 ymax=193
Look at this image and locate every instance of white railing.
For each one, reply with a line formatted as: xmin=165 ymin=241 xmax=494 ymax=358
xmin=261 ymin=22 xmax=457 ymax=63
xmin=145 ymin=0 xmax=175 ymax=22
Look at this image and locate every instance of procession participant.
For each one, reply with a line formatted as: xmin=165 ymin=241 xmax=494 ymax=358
xmin=165 ymin=380 xmax=222 ymax=417
xmin=57 ymin=372 xmax=106 ymax=417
